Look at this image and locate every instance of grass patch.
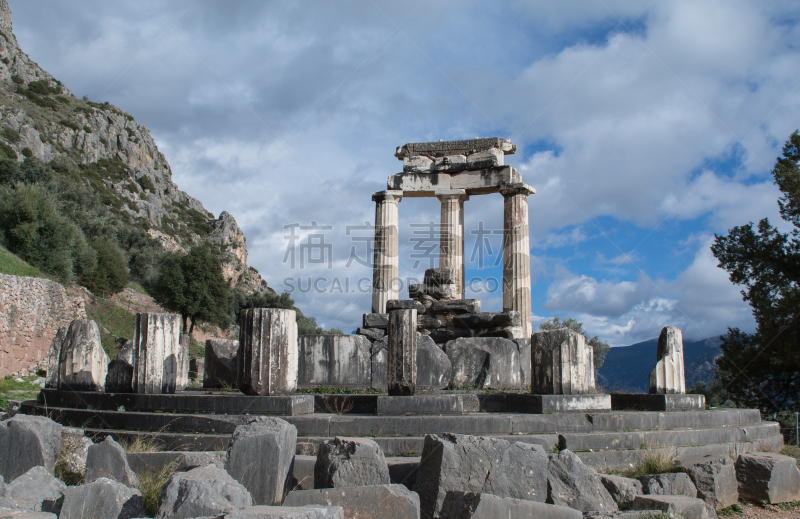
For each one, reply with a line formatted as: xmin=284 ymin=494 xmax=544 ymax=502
xmin=0 ymin=375 xmax=41 ymax=402
xmin=781 ymin=445 xmax=800 ymax=468
xmin=119 ymin=433 xmax=165 ymax=454
xmin=616 ymin=449 xmax=680 ymax=478
xmin=189 ymin=338 xmax=205 ymax=360
xmin=0 ymin=245 xmax=43 ymax=278
xmin=718 ymin=503 xmax=743 ymax=516
xmin=138 ymin=461 xmax=178 ymax=517
xmin=296 ymin=385 xmax=385 ymax=395
xmin=84 ymin=296 xmax=136 ymax=358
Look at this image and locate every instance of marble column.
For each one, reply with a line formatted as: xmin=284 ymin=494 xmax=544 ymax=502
xmin=501 ymin=183 xmax=535 ymax=338
xmin=132 ymin=312 xmax=182 ymax=394
xmin=237 ymin=308 xmax=298 ymax=395
xmin=436 ymin=189 xmax=467 ymax=299
xmin=531 ymin=328 xmax=595 ymax=394
xmin=372 ymin=190 xmax=403 ymax=314
xmin=649 ymin=326 xmax=686 ymax=394
xmin=387 ymin=309 xmax=417 ymax=396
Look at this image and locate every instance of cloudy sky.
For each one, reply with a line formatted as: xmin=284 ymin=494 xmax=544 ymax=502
xmin=11 ymin=1 xmax=800 ymax=345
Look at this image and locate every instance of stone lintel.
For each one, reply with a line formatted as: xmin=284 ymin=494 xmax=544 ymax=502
xmin=387 ymin=166 xmax=522 ymax=197
xmin=372 ymin=190 xmax=404 ymax=203
xmin=500 ymin=182 xmax=536 ymax=197
xmin=395 ymin=137 xmax=516 ymax=159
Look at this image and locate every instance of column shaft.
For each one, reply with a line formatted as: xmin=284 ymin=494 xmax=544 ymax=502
xmin=437 ymin=190 xmax=467 ymax=299
xmin=387 ymin=308 xmax=417 ymax=395
xmin=372 ymin=191 xmax=403 ymax=314
xmin=502 ymin=185 xmax=534 ymax=338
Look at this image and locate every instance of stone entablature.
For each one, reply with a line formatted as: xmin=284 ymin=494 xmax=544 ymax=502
xmin=0 ymin=273 xmax=86 ymax=377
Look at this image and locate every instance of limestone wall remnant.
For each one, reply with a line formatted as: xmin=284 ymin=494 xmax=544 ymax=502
xmin=0 ymin=273 xmax=86 ymax=377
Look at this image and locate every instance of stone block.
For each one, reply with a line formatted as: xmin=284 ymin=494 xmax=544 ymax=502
xmin=452 ymin=311 xmax=521 ymax=329
xmin=0 ymin=510 xmax=57 ymax=519
xmin=631 ymin=495 xmax=716 ymax=519
xmin=357 ymin=327 xmax=385 ymax=342
xmin=417 ymin=335 xmax=451 ymax=390
xmin=414 ymin=433 xmax=548 ymax=519
xmin=0 ymin=414 xmax=62 ymax=482
xmin=611 ymin=394 xmax=705 ymax=411
xmin=445 ymin=337 xmax=522 ymax=390
xmin=60 ymin=478 xmax=144 ymax=519
xmin=224 ymin=506 xmax=344 ymax=519
xmin=417 ymin=315 xmax=442 ymax=329
xmin=429 ymin=328 xmax=474 ymax=344
xmin=363 ymin=313 xmax=389 ymax=329
xmin=599 ymin=474 xmax=642 ymax=507
xmin=515 ymin=338 xmax=531 ymax=387
xmin=189 ymin=357 xmax=204 ymax=381
xmin=370 ymin=338 xmax=388 ymax=389
xmin=440 ymin=491 xmax=581 ymax=519
xmin=678 ymin=453 xmax=738 ymax=509
xmin=735 ymin=451 xmax=800 ymax=504
xmin=0 ymin=466 xmax=65 ymax=513
xmin=547 ymin=449 xmax=617 ymax=514
xmin=638 ymin=473 xmax=697 ymax=497
xmin=314 ymin=437 xmax=390 ymax=488
xmin=649 ymin=326 xmax=686 ymax=395
xmin=85 ymin=436 xmax=139 ymax=487
xmin=531 ymin=328 xmax=595 ymax=395
xmin=226 ymin=417 xmax=297 ymax=505
xmin=203 ymin=339 xmax=238 ymax=389
xmin=44 ymin=327 xmax=67 ymax=389
xmin=424 ymin=268 xmax=456 ymax=286
xmin=387 ymin=309 xmax=417 ymax=396
xmin=105 ymin=359 xmax=134 ymax=393
xmin=56 ymin=319 xmax=109 ymax=391
xmin=157 ymin=465 xmax=252 ymax=519
xmin=131 ymin=313 xmax=183 ymax=394
xmin=283 ymin=484 xmax=420 ymax=519
xmin=429 ymin=300 xmax=481 ymax=315
xmin=386 ymin=300 xmax=426 ymax=313
xmin=238 ymin=309 xmax=298 ymax=396
xmin=298 ymin=335 xmax=371 ymax=388
xmin=376 ymin=394 xmax=480 ymax=415
xmin=177 ymin=333 xmax=190 ymax=390
xmin=402 ymin=155 xmax=433 ymax=173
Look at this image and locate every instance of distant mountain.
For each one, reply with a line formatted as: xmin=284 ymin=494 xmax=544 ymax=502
xmin=597 ymin=336 xmax=722 ymax=393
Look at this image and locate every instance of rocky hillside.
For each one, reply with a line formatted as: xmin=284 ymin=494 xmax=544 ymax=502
xmin=0 ymin=0 xmax=257 ymax=288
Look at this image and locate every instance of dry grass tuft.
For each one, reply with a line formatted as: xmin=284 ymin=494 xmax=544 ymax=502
xmin=618 ymin=448 xmax=680 ymax=478
xmin=323 ymin=397 xmax=354 ymax=415
xmin=119 ymin=433 xmax=165 ymax=453
xmin=137 ymin=461 xmax=178 ymax=517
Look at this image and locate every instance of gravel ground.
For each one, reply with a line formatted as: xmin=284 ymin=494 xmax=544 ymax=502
xmin=735 ymin=502 xmax=800 ymax=518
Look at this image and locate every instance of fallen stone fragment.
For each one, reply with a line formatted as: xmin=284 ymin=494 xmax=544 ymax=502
xmin=59 ymin=428 xmax=93 ymax=475
xmin=85 ymin=436 xmax=139 ymax=487
xmin=0 ymin=466 xmax=65 ymax=513
xmin=157 ymin=464 xmax=252 ymax=519
xmin=546 ymin=449 xmax=617 ymax=514
xmin=445 ymin=337 xmax=522 ymax=390
xmin=60 ymin=477 xmax=144 ymax=519
xmin=735 ymin=451 xmax=800 ymax=504
xmin=414 ymin=433 xmax=548 ymax=519
xmin=440 ymin=491 xmax=581 ymax=519
xmin=631 ymin=495 xmax=716 ymax=519
xmin=314 ymin=437 xmax=390 ymax=488
xmin=283 ymin=484 xmax=419 ymax=519
xmin=678 ymin=453 xmax=738 ymax=509
xmin=0 ymin=414 xmax=62 ymax=482
xmin=226 ymin=417 xmax=297 ymax=505
xmin=638 ymin=472 xmax=697 ymax=497
xmin=599 ymin=474 xmax=642 ymax=507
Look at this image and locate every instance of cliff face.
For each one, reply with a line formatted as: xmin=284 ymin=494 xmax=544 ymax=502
xmin=0 ymin=0 xmax=257 ymax=287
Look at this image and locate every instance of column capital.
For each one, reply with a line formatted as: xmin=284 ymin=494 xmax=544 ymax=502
xmin=372 ymin=190 xmax=404 ymax=203
xmin=500 ymin=182 xmax=535 ymax=197
xmin=435 ymin=189 xmax=468 ymax=202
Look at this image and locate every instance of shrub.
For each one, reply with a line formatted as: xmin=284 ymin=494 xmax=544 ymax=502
xmin=83 ymin=125 xmax=92 ymax=133
xmin=139 ymin=175 xmax=156 ymax=193
xmin=26 ymin=80 xmax=59 ymax=96
xmin=21 ymin=147 xmax=32 ymax=158
xmin=10 ymin=74 xmax=22 ymax=84
xmin=0 ymin=142 xmax=16 ymax=160
xmin=81 ymin=238 xmax=129 ymax=294
xmin=1 ymin=128 xmax=20 ymax=143
xmin=1 ymin=57 xmax=9 ymax=65
xmin=55 ymin=96 xmax=70 ymax=105
xmin=58 ymin=119 xmax=81 ymax=131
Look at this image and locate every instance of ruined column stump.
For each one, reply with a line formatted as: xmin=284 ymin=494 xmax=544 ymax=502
xmin=530 ymin=328 xmax=595 ymax=394
xmin=132 ymin=313 xmax=183 ymax=394
xmin=387 ymin=309 xmax=417 ymax=396
xmin=238 ymin=308 xmax=298 ymax=396
xmin=649 ymin=326 xmax=686 ymax=395
xmin=57 ymin=319 xmax=109 ymax=392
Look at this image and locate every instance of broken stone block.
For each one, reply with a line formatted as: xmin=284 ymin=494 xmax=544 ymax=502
xmin=0 ymin=466 xmax=66 ymax=513
xmin=418 ymin=335 xmax=451 ymax=390
xmin=298 ymin=335 xmax=371 ymax=388
xmin=57 ymin=319 xmax=109 ymax=391
xmin=649 ymin=326 xmax=686 ymax=394
xmin=414 ymin=433 xmax=548 ymax=519
xmin=157 ymin=464 xmax=252 ymax=519
xmin=531 ymin=328 xmax=596 ymax=394
xmin=547 ymin=449 xmax=617 ymax=514
xmin=429 ymin=299 xmax=481 ymax=314
xmin=0 ymin=414 xmax=62 ymax=482
xmin=44 ymin=327 xmax=67 ymax=389
xmin=363 ymin=313 xmax=389 ymax=329
xmin=203 ymin=339 xmax=239 ymax=389
xmin=387 ymin=309 xmax=417 ymax=396
xmin=638 ymin=472 xmax=697 ymax=497
xmin=445 ymin=337 xmax=523 ymax=390
xmin=132 ymin=313 xmax=183 ymax=394
xmin=85 ymin=436 xmax=139 ymax=487
xmin=105 ymin=359 xmax=134 ymax=393
xmin=631 ymin=495 xmax=716 ymax=519
xmin=223 ymin=506 xmax=344 ymax=519
xmin=283 ymin=484 xmax=419 ymax=519
xmin=599 ymin=474 xmax=642 ymax=507
xmin=238 ymin=308 xmax=298 ymax=396
xmin=314 ymin=437 xmax=390 ymax=489
xmin=440 ymin=491 xmax=581 ymax=519
xmin=61 ymin=478 xmax=144 ymax=519
xmin=386 ymin=300 xmax=426 ymax=313
xmin=357 ymin=327 xmax=385 ymax=342
xmin=402 ymin=155 xmax=433 ymax=173
xmin=189 ymin=357 xmax=204 ymax=381
xmin=678 ymin=453 xmax=738 ymax=509
xmin=735 ymin=451 xmax=800 ymax=504
xmin=226 ymin=417 xmax=297 ymax=505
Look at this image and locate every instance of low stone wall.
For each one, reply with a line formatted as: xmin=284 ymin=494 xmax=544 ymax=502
xmin=0 ymin=273 xmax=86 ymax=377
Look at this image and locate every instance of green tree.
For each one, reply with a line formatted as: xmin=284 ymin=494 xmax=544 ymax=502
xmin=710 ymin=130 xmax=800 ymax=413
xmin=81 ymin=238 xmax=129 ymax=294
xmin=538 ymin=315 xmax=610 ymax=369
xmin=152 ymin=245 xmax=230 ymax=334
